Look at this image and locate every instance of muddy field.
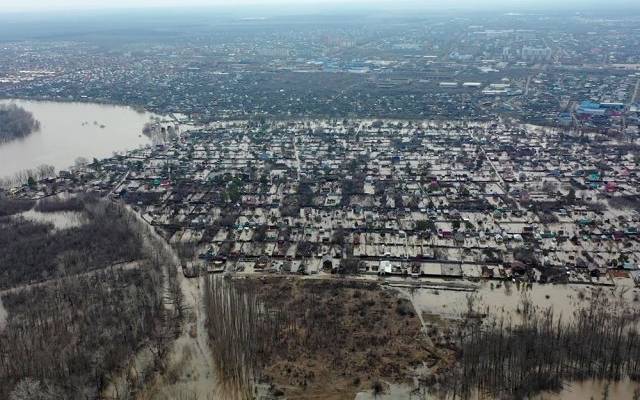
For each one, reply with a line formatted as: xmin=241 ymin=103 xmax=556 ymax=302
xmin=228 ymin=277 xmax=452 ymax=399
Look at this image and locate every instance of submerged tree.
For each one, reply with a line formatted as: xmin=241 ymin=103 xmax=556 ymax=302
xmin=440 ymin=289 xmax=640 ymax=399
xmin=0 ymin=104 xmax=40 ymax=142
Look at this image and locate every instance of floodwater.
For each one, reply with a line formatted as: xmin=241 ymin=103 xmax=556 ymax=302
xmin=385 ymin=279 xmax=640 ymax=400
xmin=355 ymin=383 xmax=416 ymax=399
xmin=19 ymin=209 xmax=86 ymax=230
xmin=535 ymin=379 xmax=640 ymax=400
xmin=405 ymin=279 xmax=638 ymax=324
xmin=355 ymin=379 xmax=640 ymax=400
xmin=0 ymin=99 xmax=160 ymax=179
xmin=104 ymin=206 xmax=219 ymax=399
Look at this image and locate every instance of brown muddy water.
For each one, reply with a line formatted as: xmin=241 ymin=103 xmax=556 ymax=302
xmin=364 ymin=279 xmax=640 ymax=400
xmin=406 ymin=279 xmax=638 ymax=324
xmin=0 ymin=99 xmax=159 ymax=179
xmin=535 ymin=378 xmax=640 ymax=400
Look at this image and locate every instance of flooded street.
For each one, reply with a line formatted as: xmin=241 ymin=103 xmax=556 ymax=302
xmin=355 ymin=383 xmax=417 ymax=400
xmin=158 ymin=274 xmax=220 ymax=399
xmin=0 ymin=99 xmax=160 ymax=179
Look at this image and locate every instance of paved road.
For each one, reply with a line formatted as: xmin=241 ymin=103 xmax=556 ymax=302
xmin=293 ymin=133 xmax=301 ymax=180
xmin=631 ymin=79 xmax=640 ymax=104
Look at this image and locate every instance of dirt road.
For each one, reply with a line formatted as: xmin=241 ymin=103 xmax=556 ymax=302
xmin=129 ymin=205 xmax=219 ymax=399
xmin=102 ymin=204 xmax=219 ymax=399
xmin=154 ymin=274 xmax=220 ymax=400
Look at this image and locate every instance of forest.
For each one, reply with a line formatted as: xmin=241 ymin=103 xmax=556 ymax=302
xmin=203 ymin=274 xmax=640 ymax=400
xmin=0 ymin=197 xmax=144 ymax=290
xmin=0 ymin=268 xmax=164 ymax=399
xmin=0 ymin=104 xmax=40 ymax=142
xmin=0 ymin=196 xmax=181 ymax=399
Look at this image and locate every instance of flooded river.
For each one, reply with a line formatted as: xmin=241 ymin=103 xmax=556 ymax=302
xmin=0 ymin=99 xmax=161 ymax=179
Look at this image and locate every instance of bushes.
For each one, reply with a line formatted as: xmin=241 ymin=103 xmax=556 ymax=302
xmin=0 ymin=196 xmax=34 ymax=217
xmin=395 ymin=298 xmax=415 ymax=317
xmin=338 ymin=257 xmax=361 ymax=275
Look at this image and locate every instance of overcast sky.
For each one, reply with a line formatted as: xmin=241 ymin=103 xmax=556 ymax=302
xmin=2 ymin=0 xmax=639 ymax=13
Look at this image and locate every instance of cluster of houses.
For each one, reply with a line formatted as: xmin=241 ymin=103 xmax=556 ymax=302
xmin=10 ymin=119 xmax=640 ymax=287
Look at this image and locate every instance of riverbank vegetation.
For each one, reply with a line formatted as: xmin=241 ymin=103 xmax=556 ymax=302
xmin=0 ymin=104 xmax=40 ymax=143
xmin=204 ymin=275 xmax=640 ymax=400
xmin=0 ymin=164 xmax=55 ymax=188
xmin=204 ymin=277 xmax=441 ymax=399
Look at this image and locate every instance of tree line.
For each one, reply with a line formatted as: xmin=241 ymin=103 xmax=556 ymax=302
xmin=0 ymin=194 xmax=34 ymax=217
xmin=34 ymin=195 xmax=86 ymax=213
xmin=0 ymin=165 xmax=56 ymax=189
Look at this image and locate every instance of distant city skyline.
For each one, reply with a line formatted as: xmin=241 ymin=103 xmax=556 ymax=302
xmin=2 ymin=0 xmax=640 ymax=13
